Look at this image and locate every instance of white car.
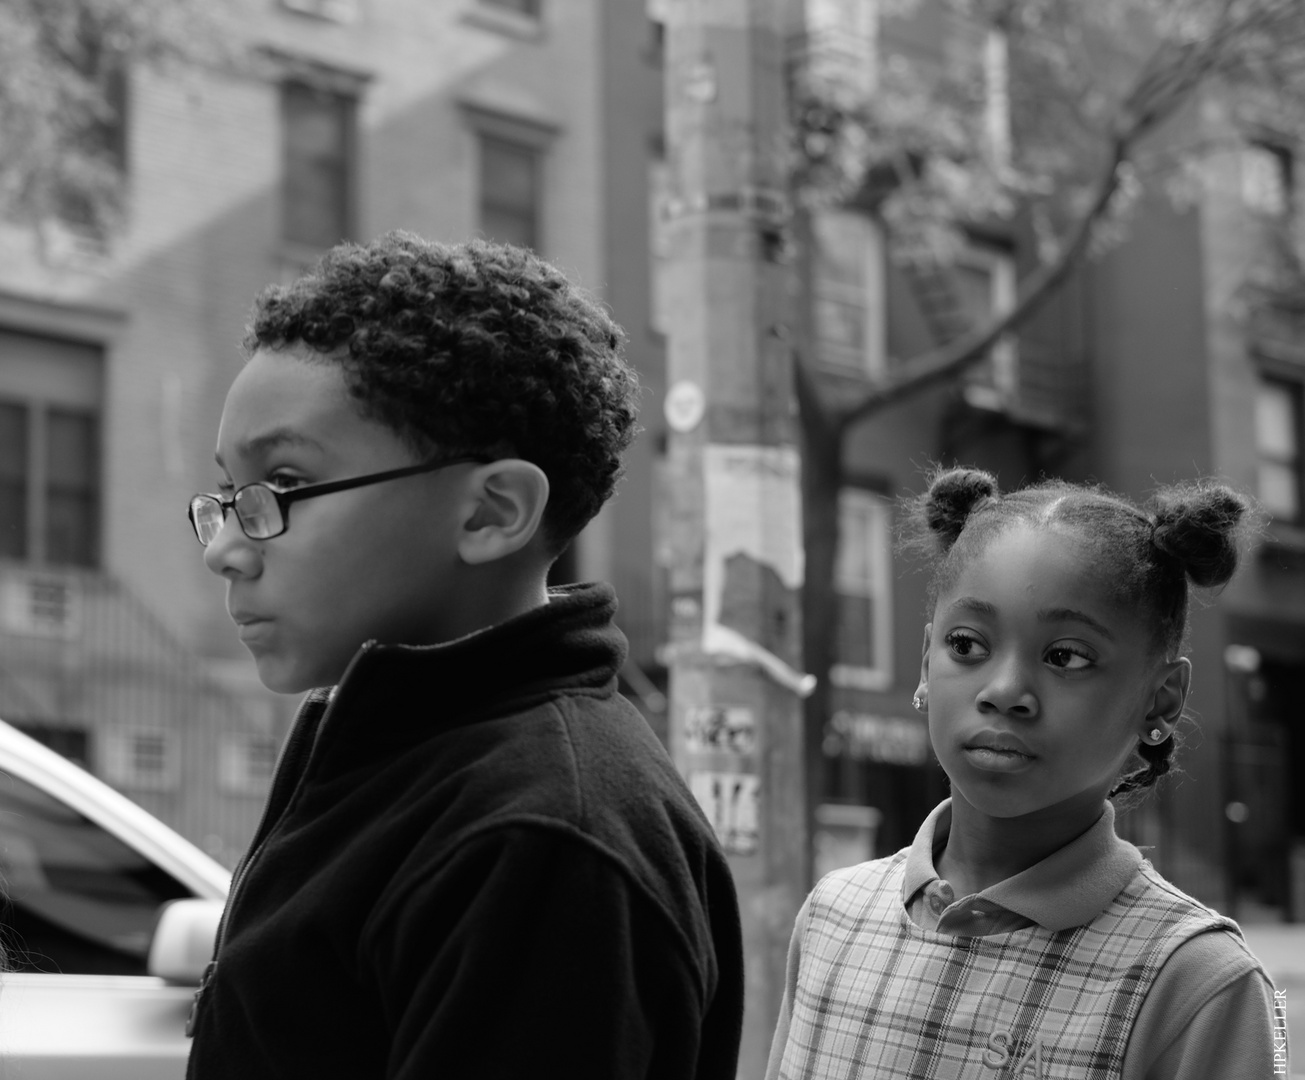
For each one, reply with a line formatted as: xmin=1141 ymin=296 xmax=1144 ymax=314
xmin=0 ymin=719 xmax=232 ymax=1078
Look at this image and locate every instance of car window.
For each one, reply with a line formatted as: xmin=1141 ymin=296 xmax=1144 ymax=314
xmin=0 ymin=768 xmax=192 ymax=975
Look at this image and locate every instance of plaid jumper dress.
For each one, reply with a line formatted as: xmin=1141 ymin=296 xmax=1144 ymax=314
xmin=777 ymin=851 xmax=1235 ymax=1080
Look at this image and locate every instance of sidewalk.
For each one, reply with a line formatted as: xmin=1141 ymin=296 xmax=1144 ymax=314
xmin=1242 ymin=924 xmax=1301 ymax=1077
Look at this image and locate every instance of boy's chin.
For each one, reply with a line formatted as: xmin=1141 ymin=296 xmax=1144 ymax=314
xmin=252 ymin=654 xmax=338 ymax=696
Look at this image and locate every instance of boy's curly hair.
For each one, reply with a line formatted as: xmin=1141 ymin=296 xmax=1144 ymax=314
xmin=243 ymin=231 xmax=641 ymax=552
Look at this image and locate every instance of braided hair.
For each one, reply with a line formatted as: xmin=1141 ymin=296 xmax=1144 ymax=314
xmin=904 ymin=467 xmax=1252 ymax=798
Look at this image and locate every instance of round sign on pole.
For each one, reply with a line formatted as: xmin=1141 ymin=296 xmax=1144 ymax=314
xmin=664 ymin=380 xmax=706 ymax=433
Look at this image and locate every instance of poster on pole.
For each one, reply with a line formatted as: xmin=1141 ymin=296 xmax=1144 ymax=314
xmin=701 ymin=444 xmax=812 ymax=696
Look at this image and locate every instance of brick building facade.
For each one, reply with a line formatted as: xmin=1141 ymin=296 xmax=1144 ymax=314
xmin=801 ymin=1 xmax=1305 ymax=922
xmin=0 ymin=0 xmax=667 ymax=867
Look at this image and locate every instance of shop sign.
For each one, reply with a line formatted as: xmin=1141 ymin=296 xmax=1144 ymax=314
xmin=825 ymin=710 xmax=932 ymax=766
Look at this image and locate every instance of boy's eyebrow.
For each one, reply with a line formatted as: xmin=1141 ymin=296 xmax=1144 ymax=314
xmin=1039 ymin=607 xmax=1117 ymax=641
xmin=215 ymin=428 xmax=324 ymax=467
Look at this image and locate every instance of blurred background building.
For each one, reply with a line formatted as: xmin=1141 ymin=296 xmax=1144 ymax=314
xmin=0 ymin=0 xmax=1302 ymax=929
xmin=0 ymin=0 xmax=667 ymax=868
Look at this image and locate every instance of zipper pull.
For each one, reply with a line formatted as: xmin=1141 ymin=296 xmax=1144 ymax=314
xmin=185 ymin=960 xmax=219 ymax=1038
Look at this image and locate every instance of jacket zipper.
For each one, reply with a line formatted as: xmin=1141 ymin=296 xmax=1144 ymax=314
xmin=186 ymin=641 xmax=377 ymax=1037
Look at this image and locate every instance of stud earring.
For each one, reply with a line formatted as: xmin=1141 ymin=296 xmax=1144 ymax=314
xmin=1147 ymin=727 xmax=1163 ymax=743
xmin=912 ymin=693 xmax=927 ymax=713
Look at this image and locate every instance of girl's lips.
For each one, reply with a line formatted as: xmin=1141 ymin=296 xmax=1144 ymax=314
xmin=962 ymin=745 xmax=1035 ymax=773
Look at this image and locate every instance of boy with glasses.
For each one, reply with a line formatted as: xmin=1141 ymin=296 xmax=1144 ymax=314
xmin=185 ymin=232 xmax=744 ymax=1079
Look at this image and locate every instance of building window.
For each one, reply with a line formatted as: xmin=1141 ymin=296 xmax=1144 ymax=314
xmin=0 ymin=401 xmax=28 ymax=561
xmin=812 ymin=209 xmax=885 ymax=376
xmin=983 ymin=27 xmax=1011 ymax=166
xmin=831 ymin=488 xmax=893 ymax=691
xmin=45 ymin=409 xmax=98 ymax=567
xmin=1242 ymin=144 xmax=1293 ymax=218
xmin=282 ymin=80 xmax=356 ymax=249
xmin=1257 ymin=378 xmax=1303 ymax=522
xmin=479 ymin=136 xmax=540 ymax=250
xmin=218 ymin=733 xmax=280 ymax=796
xmin=804 ymin=0 xmax=879 ymax=95
xmin=101 ymin=728 xmax=178 ymax=791
xmin=0 ymin=331 xmax=104 ymax=567
xmin=953 ymin=245 xmax=1017 ymax=403
xmin=479 ymin=0 xmax=541 ymax=14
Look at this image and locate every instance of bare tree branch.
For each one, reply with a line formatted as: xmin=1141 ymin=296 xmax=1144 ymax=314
xmin=830 ymin=134 xmax=1128 ymax=434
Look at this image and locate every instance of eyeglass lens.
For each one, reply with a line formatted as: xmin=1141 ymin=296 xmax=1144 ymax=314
xmin=191 ymin=485 xmax=285 ymax=545
xmin=236 ymin=485 xmax=282 ymax=539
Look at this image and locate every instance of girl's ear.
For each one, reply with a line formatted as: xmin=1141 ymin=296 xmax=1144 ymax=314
xmin=457 ymin=459 xmax=550 ymax=565
xmin=917 ymin=622 xmax=932 ymax=690
xmin=1144 ymin=657 xmax=1191 ymax=741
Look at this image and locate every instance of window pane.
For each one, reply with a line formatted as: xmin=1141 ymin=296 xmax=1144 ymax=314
xmin=815 ymin=298 xmax=866 ymax=352
xmin=836 ymin=593 xmax=874 ymax=666
xmin=1257 ymin=382 xmax=1299 ymax=459
xmin=0 ymin=401 xmax=27 ymax=559
xmin=480 ymin=138 xmax=538 ymax=249
xmin=480 ymin=0 xmax=541 ymax=15
xmin=835 ymin=502 xmax=873 ymax=589
xmin=45 ymin=410 xmax=98 ymax=567
xmin=0 ymin=769 xmax=191 ymax=975
xmin=954 ymin=263 xmax=996 ymax=322
xmin=481 ymin=207 xmax=536 ymax=250
xmin=1259 ymin=461 xmax=1300 ymax=521
xmin=813 ymin=211 xmax=866 ymax=287
xmin=283 ymin=82 xmax=353 ymax=248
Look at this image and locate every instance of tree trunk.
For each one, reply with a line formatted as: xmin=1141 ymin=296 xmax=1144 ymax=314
xmin=796 ymin=357 xmax=844 ymax=886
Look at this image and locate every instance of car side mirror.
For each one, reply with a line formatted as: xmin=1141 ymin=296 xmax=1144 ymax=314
xmin=147 ymin=898 xmax=225 ymax=984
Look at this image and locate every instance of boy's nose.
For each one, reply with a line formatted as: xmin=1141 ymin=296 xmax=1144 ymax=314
xmin=202 ymin=514 xmax=261 ymax=579
xmin=975 ymin=653 xmax=1038 ymax=718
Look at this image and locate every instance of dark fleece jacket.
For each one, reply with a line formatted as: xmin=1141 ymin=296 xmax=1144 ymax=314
xmin=185 ymin=582 xmax=744 ymax=1080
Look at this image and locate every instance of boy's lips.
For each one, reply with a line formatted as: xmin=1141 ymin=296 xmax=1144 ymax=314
xmin=230 ymin=612 xmax=273 ymax=642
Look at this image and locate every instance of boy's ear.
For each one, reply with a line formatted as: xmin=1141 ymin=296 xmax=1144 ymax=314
xmin=457 ymin=459 xmax=550 ymax=565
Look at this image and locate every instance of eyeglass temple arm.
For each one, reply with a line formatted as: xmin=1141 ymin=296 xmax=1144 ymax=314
xmin=274 ymin=455 xmax=492 ymax=506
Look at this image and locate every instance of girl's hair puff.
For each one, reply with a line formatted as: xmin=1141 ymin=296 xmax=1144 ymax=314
xmin=902 ymin=465 xmax=1255 ymax=798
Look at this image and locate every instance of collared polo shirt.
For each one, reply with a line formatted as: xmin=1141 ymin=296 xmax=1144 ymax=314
xmin=903 ymin=800 xmax=1142 ymax=935
xmin=766 ymin=799 xmax=1279 ymax=1080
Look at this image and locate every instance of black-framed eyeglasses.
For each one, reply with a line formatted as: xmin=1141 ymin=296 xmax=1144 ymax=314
xmin=188 ymin=455 xmax=490 ymax=546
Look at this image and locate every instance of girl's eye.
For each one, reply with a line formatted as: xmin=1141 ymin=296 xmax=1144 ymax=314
xmin=1046 ymin=645 xmax=1093 ymax=671
xmin=944 ymin=630 xmax=989 ymax=661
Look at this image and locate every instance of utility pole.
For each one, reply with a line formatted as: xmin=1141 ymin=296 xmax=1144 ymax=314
xmin=661 ymin=1 xmax=809 ymax=1073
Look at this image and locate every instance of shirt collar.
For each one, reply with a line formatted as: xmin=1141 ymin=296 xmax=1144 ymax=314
xmin=902 ymin=798 xmax=1144 ymax=931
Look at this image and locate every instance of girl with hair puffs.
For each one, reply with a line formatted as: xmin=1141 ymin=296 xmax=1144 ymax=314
xmin=768 ymin=468 xmax=1279 ymax=1080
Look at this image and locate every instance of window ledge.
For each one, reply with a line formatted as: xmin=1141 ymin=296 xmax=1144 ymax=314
xmin=830 ymin=664 xmax=893 ymax=692
xmin=275 ymin=241 xmax=333 ymax=282
xmin=459 ymin=3 xmax=544 ymax=42
xmin=1260 ymin=521 xmax=1305 ymax=558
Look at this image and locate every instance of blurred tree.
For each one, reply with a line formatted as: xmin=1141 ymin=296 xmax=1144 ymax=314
xmin=0 ymin=0 xmax=242 ymax=239
xmin=793 ymin=0 xmax=1305 ymax=827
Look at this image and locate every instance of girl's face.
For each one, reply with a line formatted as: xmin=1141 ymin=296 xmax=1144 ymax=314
xmin=922 ymin=523 xmax=1188 ymax=824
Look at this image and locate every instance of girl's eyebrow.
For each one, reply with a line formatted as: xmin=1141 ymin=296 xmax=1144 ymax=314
xmin=1038 ymin=607 xmax=1116 ymax=641
xmin=947 ymin=597 xmax=997 ymax=618
xmin=946 ymin=598 xmax=1116 ymax=641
